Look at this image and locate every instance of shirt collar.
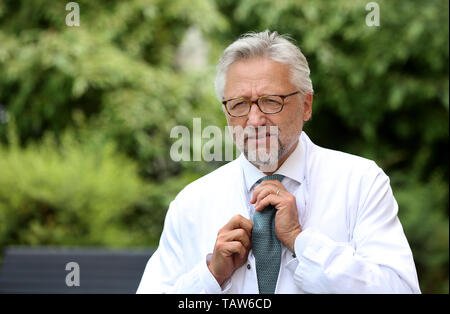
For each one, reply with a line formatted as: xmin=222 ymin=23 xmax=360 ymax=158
xmin=239 ymin=133 xmax=307 ymax=192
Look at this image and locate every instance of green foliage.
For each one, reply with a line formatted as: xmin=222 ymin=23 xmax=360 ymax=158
xmin=393 ymin=172 xmax=449 ymax=293
xmin=0 ymin=120 xmax=149 ymax=248
xmin=0 ymin=0 xmax=447 ymax=292
xmin=0 ymin=0 xmax=226 ymax=250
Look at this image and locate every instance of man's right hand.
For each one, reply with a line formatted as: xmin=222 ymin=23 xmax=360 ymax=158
xmin=208 ymin=214 xmax=253 ymax=286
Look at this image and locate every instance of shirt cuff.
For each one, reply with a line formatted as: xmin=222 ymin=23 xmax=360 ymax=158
xmin=294 ymin=227 xmax=314 ymax=258
xmin=200 ymin=254 xmax=232 ymax=293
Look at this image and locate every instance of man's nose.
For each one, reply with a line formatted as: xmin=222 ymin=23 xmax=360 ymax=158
xmin=246 ymin=101 xmax=267 ymax=127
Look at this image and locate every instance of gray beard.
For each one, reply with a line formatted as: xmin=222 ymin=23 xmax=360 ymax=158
xmin=229 ymin=125 xmax=292 ymax=172
xmin=243 ymin=137 xmax=294 ymax=172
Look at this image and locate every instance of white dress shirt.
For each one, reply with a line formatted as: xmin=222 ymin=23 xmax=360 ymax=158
xmin=137 ymin=132 xmax=421 ymax=294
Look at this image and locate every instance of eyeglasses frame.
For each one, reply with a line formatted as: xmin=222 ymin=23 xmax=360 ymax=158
xmin=222 ymin=90 xmax=301 ymax=117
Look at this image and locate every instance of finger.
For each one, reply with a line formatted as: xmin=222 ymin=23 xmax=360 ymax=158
xmin=221 ymin=228 xmax=251 ymax=249
xmin=222 ymin=241 xmax=247 ymax=258
xmin=253 ymin=186 xmax=281 ymax=206
xmin=250 ymin=181 xmax=283 ymax=203
xmin=252 ymin=182 xmax=284 ymax=206
xmin=222 ymin=214 xmax=253 ymax=236
xmin=254 ymin=194 xmax=280 ymax=212
xmin=233 ymin=241 xmax=248 ymax=260
xmin=233 ymin=241 xmax=250 ymax=263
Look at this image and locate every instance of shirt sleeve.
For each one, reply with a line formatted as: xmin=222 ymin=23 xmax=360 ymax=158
xmin=292 ymin=167 xmax=421 ymax=294
xmin=136 ymin=199 xmax=223 ymax=294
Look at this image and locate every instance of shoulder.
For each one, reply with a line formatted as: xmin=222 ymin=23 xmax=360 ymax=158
xmin=302 ymin=132 xmax=384 ymax=182
xmin=302 ymin=132 xmax=392 ymax=211
xmin=166 ymin=158 xmax=243 ymax=228
xmin=174 ymin=158 xmax=241 ymax=202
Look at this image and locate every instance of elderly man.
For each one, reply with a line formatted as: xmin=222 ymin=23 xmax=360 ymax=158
xmin=137 ymin=30 xmax=420 ymax=294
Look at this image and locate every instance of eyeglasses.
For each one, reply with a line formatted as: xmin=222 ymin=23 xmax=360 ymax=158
xmin=222 ymin=91 xmax=301 ymax=117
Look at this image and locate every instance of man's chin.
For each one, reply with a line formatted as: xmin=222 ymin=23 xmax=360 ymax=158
xmin=243 ymin=148 xmax=280 ymax=172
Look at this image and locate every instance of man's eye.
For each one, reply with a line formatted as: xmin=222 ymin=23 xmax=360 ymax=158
xmin=231 ymin=101 xmax=246 ymax=109
xmin=265 ymin=98 xmax=281 ymax=104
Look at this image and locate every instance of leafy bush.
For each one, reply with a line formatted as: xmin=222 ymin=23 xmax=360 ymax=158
xmin=0 ymin=121 xmax=150 ymax=248
xmin=393 ymin=172 xmax=449 ymax=293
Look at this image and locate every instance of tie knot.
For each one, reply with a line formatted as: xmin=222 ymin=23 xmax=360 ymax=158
xmin=257 ymin=174 xmax=284 ymax=185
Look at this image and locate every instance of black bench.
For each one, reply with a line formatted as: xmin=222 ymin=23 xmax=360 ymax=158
xmin=0 ymin=246 xmax=154 ymax=294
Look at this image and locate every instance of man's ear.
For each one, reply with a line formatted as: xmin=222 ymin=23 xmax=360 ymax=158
xmin=303 ymin=93 xmax=313 ymax=121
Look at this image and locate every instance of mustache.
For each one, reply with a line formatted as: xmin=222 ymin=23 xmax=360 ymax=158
xmin=239 ymin=126 xmax=280 ymax=140
xmin=245 ymin=133 xmax=274 ymax=140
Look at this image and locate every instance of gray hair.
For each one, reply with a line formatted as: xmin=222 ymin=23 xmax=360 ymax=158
xmin=214 ymin=30 xmax=314 ymax=101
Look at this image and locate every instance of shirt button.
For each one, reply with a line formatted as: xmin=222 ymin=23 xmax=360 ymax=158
xmin=247 ymin=264 xmax=251 ymax=270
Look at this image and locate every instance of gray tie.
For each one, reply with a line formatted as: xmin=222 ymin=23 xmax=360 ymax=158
xmin=251 ymin=174 xmax=285 ymax=294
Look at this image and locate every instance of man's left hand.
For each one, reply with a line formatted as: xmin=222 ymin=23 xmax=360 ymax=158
xmin=250 ymin=180 xmax=302 ymax=253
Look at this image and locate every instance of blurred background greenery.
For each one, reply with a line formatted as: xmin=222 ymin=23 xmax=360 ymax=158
xmin=0 ymin=0 xmax=447 ymax=293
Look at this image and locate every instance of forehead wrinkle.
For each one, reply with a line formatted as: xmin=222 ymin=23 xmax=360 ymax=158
xmin=224 ymin=58 xmax=294 ymax=99
xmin=226 ymin=78 xmax=288 ymax=99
